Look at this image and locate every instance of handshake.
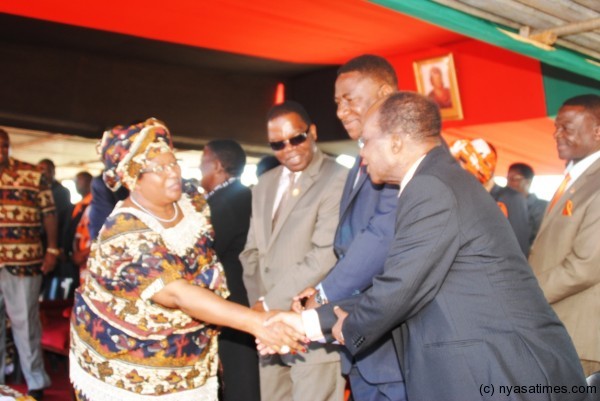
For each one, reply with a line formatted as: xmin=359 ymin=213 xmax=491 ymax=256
xmin=251 ymin=287 xmax=348 ymax=355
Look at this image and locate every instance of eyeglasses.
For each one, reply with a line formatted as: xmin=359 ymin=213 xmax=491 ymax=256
xmin=139 ymin=161 xmax=181 ymax=175
xmin=269 ymin=132 xmax=309 ymax=151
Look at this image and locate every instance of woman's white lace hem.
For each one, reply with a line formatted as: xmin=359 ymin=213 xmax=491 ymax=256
xmin=70 ymin=353 xmax=218 ymax=401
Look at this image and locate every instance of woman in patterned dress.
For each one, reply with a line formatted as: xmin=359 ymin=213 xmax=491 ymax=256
xmin=70 ymin=119 xmax=303 ymax=401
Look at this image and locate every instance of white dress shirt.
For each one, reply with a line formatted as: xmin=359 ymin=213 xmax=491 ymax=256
xmin=563 ymin=149 xmax=600 ymax=190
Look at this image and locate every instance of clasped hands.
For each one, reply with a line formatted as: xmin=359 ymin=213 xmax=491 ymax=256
xmin=256 ymin=287 xmax=348 ymax=355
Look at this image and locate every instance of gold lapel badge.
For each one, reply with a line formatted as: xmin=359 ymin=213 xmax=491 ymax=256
xmin=562 ymin=199 xmax=573 ymax=216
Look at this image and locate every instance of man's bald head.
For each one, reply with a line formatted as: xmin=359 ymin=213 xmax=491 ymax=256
xmin=377 ymin=91 xmax=441 ymax=141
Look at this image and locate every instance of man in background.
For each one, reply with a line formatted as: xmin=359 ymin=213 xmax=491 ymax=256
xmin=241 ymin=101 xmax=347 ymax=401
xmin=529 ymin=94 xmax=600 ymax=376
xmin=299 ymin=54 xmax=405 ymax=400
xmin=0 ymin=129 xmax=57 ymax=400
xmin=200 ymin=139 xmax=259 ymax=401
xmin=506 ymin=162 xmax=548 ymax=246
xmin=88 ymin=136 xmax=129 ymax=240
xmin=65 ymin=171 xmax=93 ymax=284
xmin=38 ymin=158 xmax=72 ymax=252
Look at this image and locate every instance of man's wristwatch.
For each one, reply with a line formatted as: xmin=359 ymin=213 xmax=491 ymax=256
xmin=315 ymin=290 xmax=326 ymax=305
xmin=46 ymin=247 xmax=60 ymax=256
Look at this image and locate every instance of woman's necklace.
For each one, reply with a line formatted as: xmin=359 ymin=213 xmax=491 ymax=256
xmin=130 ymin=194 xmax=179 ymax=223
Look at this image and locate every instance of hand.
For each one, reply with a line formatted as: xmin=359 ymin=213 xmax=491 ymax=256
xmin=265 ymin=311 xmax=306 ymax=335
xmin=252 ymin=300 xmax=266 ymax=312
xmin=253 ymin=311 xmax=307 ymax=355
xmin=291 ymin=287 xmax=317 ymax=312
xmin=303 ymin=293 xmax=321 ymax=310
xmin=41 ymin=252 xmax=58 ymax=274
xmin=332 ymin=306 xmax=348 ymax=345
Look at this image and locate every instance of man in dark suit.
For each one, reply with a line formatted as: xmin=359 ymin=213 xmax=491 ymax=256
xmin=88 ymin=176 xmax=129 ymax=240
xmin=299 ymin=55 xmax=405 ymax=401
xmin=272 ymin=92 xmax=587 ymax=400
xmin=507 ymin=163 xmax=548 ymax=247
xmin=200 ymin=139 xmax=259 ymax=401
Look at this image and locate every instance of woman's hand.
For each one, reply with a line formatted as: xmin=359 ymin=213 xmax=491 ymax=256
xmin=251 ymin=311 xmax=308 ymax=355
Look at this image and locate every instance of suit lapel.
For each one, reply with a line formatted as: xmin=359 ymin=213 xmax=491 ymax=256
xmin=259 ymin=168 xmax=281 ymax=245
xmin=339 ymin=157 xmax=359 ymax=214
xmin=537 ymin=157 xmax=600 ymax=238
xmin=340 ymin=157 xmax=366 ymax=219
xmin=268 ymin=150 xmax=325 ymax=250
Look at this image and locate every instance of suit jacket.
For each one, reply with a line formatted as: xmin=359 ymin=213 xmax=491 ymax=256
xmin=241 ymin=148 xmax=347 ymax=365
xmin=318 ymin=146 xmax=585 ymax=400
xmin=88 ymin=176 xmax=129 ymax=240
xmin=208 ymin=180 xmax=252 ymax=306
xmin=527 ymin=193 xmax=548 ymax=246
xmin=207 ymin=180 xmax=259 ymax=401
xmin=490 ymin=184 xmax=530 ymax=255
xmin=529 ymin=157 xmax=600 ymax=364
xmin=51 ymin=180 xmax=73 ymax=250
xmin=319 ymin=156 xmax=403 ymax=383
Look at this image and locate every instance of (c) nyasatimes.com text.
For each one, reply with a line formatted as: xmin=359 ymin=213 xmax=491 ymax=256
xmin=479 ymin=383 xmax=597 ymax=397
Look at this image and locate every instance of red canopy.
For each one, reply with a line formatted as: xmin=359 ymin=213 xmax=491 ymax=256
xmin=0 ymin=0 xmax=568 ymax=174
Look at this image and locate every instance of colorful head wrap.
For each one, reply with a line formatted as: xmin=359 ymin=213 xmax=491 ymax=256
xmin=449 ymin=138 xmax=497 ymax=184
xmin=100 ymin=118 xmax=173 ymax=191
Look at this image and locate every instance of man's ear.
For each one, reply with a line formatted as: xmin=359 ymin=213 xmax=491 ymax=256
xmin=214 ymin=158 xmax=225 ymax=174
xmin=378 ymin=84 xmax=394 ymax=99
xmin=309 ymin=124 xmax=318 ymax=142
xmin=390 ymin=133 xmax=403 ymax=154
xmin=593 ymin=122 xmax=600 ymax=142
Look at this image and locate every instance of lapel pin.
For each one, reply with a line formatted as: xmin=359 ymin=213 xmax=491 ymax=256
xmin=292 ymin=188 xmax=300 ymax=197
xmin=562 ymin=199 xmax=573 ymax=216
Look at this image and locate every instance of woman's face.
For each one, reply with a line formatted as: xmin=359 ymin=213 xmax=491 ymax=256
xmin=135 ymin=151 xmax=182 ymax=205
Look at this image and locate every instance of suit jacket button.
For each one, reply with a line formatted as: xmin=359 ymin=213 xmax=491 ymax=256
xmin=265 ymin=267 xmax=270 ymax=273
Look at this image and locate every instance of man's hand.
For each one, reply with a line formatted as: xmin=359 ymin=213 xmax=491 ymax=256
xmin=303 ymin=293 xmax=321 ymax=310
xmin=41 ymin=252 xmax=58 ymax=274
xmin=253 ymin=311 xmax=308 ymax=355
xmin=252 ymin=300 xmax=266 ymax=312
xmin=291 ymin=287 xmax=317 ymax=312
xmin=332 ymin=306 xmax=348 ymax=345
xmin=265 ymin=311 xmax=306 ymax=334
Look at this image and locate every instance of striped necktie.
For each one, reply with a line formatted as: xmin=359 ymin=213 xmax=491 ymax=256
xmin=547 ymin=173 xmax=571 ymax=213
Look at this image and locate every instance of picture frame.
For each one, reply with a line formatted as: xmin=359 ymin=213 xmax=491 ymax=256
xmin=413 ymin=53 xmax=463 ymax=121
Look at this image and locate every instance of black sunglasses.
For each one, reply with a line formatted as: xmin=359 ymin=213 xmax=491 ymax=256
xmin=269 ymin=132 xmax=309 ymax=151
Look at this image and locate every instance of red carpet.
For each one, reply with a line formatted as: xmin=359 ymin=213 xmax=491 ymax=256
xmin=6 ymin=354 xmax=73 ymax=401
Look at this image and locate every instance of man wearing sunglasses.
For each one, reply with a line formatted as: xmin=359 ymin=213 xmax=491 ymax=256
xmin=294 ymin=55 xmax=406 ymax=401
xmin=241 ymin=100 xmax=347 ymax=401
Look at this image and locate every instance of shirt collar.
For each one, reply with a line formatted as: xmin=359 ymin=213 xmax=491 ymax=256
xmin=281 ymin=166 xmax=301 ymax=182
xmin=565 ymin=149 xmax=600 ymax=186
xmin=398 ymin=154 xmax=427 ymax=197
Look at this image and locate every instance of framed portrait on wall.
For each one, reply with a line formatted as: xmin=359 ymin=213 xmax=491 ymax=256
xmin=413 ymin=53 xmax=463 ymax=120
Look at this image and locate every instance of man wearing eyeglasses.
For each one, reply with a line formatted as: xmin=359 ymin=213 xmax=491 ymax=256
xmin=241 ymin=100 xmax=347 ymax=401
xmin=295 ymin=55 xmax=406 ymax=401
